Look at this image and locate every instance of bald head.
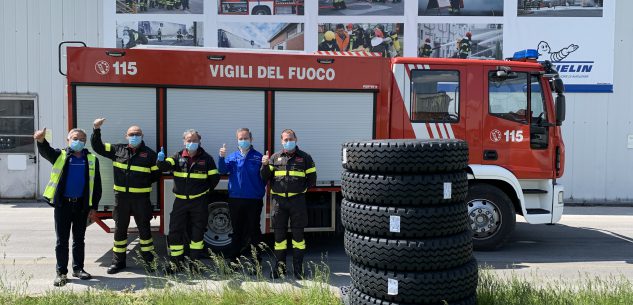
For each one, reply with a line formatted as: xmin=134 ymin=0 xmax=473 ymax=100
xmin=126 ymin=125 xmax=143 ymax=137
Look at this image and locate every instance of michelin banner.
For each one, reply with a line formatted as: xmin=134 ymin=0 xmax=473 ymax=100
xmin=104 ymin=0 xmax=614 ymax=92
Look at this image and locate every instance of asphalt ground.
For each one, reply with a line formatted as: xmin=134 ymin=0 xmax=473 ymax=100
xmin=0 ymin=203 xmax=632 ymax=294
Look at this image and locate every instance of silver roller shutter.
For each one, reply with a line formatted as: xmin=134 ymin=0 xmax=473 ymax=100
xmin=75 ymin=86 xmax=158 ymax=211
xmin=274 ymin=91 xmax=374 ymax=184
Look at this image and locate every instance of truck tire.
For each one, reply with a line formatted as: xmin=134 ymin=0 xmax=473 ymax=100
xmin=468 ymin=183 xmax=516 ymax=251
xmin=203 ymin=201 xmax=234 ymax=256
xmin=251 ymin=6 xmax=271 ymax=15
xmin=349 ymin=287 xmax=476 ymax=305
xmin=341 ymin=171 xmax=468 ymax=206
xmin=350 ymin=259 xmax=478 ymax=304
xmin=341 ymin=199 xmax=468 ymax=238
xmin=342 ymin=140 xmax=468 ymax=174
xmin=344 ymin=230 xmax=473 ymax=272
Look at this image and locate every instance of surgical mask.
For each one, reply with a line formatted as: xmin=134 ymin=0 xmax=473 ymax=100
xmin=69 ymin=140 xmax=85 ymax=152
xmin=186 ymin=142 xmax=199 ymax=153
xmin=128 ymin=135 xmax=142 ymax=148
xmin=238 ymin=140 xmax=251 ymax=150
xmin=283 ymin=141 xmax=296 ymax=151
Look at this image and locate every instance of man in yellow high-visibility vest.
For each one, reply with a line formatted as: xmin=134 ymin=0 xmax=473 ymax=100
xmin=35 ymin=127 xmax=102 ymax=287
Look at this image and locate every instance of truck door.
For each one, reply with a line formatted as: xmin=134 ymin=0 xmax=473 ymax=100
xmin=482 ymin=67 xmax=554 ymax=178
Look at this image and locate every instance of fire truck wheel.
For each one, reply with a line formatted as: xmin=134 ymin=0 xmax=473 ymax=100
xmin=341 ymin=199 xmax=468 ymax=238
xmin=348 ymin=286 xmax=477 ymax=305
xmin=203 ymin=202 xmax=234 ymax=254
xmin=251 ymin=6 xmax=271 ymax=15
xmin=344 ymin=230 xmax=473 ymax=272
xmin=467 ymin=183 xmax=516 ymax=251
xmin=350 ymin=259 xmax=478 ymax=304
xmin=341 ymin=171 xmax=468 ymax=206
xmin=342 ymin=139 xmax=468 ymax=174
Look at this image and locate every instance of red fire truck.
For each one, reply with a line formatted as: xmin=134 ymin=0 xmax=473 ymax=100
xmin=218 ymin=0 xmax=304 ymax=15
xmin=60 ymin=44 xmax=566 ymax=251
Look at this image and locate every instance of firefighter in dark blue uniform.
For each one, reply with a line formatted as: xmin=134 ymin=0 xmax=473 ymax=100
xmin=91 ymin=118 xmax=160 ymax=274
xmin=261 ymin=129 xmax=316 ymax=279
xmin=157 ymin=129 xmax=220 ymax=273
xmin=218 ymin=128 xmax=266 ymax=263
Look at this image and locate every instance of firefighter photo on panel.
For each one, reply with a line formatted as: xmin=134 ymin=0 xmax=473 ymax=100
xmin=116 ymin=21 xmax=203 ymax=49
xmin=156 ymin=129 xmax=220 ymax=274
xmin=419 ymin=0 xmax=504 ymax=16
xmin=418 ymin=23 xmax=503 ymax=59
xmin=318 ymin=23 xmax=403 ymax=57
xmin=260 ymin=129 xmax=316 ymax=280
xmin=116 ymin=0 xmax=202 ymax=14
xmin=319 ymin=0 xmax=404 ymax=16
xmin=90 ymin=118 xmax=160 ymax=275
xmin=34 ymin=128 xmax=102 ymax=287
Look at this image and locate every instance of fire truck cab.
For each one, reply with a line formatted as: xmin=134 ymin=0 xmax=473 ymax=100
xmin=62 ymin=45 xmax=565 ymax=251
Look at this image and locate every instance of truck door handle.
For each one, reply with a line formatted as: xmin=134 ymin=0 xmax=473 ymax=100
xmin=483 ymin=150 xmax=498 ymax=160
xmin=29 ymin=155 xmax=37 ymax=164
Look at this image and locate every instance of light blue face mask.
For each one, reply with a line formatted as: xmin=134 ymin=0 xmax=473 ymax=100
xmin=69 ymin=140 xmax=85 ymax=152
xmin=186 ymin=142 xmax=199 ymax=153
xmin=238 ymin=140 xmax=251 ymax=150
xmin=128 ymin=135 xmax=142 ymax=148
xmin=283 ymin=141 xmax=296 ymax=151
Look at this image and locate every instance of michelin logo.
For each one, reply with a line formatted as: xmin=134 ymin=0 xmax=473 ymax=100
xmin=538 ymin=41 xmax=592 ymax=75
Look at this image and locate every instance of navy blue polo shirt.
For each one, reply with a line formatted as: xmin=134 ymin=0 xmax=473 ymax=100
xmin=218 ymin=148 xmax=266 ymax=199
xmin=63 ymin=154 xmax=86 ymax=198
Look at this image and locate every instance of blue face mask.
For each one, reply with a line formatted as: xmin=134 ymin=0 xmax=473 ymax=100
xmin=128 ymin=135 xmax=142 ymax=148
xmin=69 ymin=140 xmax=85 ymax=152
xmin=186 ymin=142 xmax=199 ymax=153
xmin=238 ymin=140 xmax=251 ymax=150
xmin=283 ymin=141 xmax=296 ymax=151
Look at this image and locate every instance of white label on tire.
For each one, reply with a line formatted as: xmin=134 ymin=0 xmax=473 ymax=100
xmin=387 ymin=278 xmax=398 ymax=295
xmin=389 ymin=215 xmax=401 ymax=233
xmin=444 ymin=182 xmax=452 ymax=199
xmin=342 ymin=148 xmax=348 ymax=164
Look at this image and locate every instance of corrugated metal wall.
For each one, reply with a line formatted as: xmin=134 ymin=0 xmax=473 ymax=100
xmin=0 ymin=0 xmax=104 ymax=193
xmin=558 ymin=0 xmax=633 ymax=203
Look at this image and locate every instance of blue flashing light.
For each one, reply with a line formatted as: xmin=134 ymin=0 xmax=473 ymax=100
xmin=513 ymin=49 xmax=539 ymax=60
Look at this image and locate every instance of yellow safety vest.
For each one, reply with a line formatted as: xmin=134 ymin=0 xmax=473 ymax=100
xmin=43 ymin=150 xmax=96 ymax=207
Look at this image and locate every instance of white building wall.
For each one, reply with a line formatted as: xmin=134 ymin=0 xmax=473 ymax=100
xmin=558 ymin=0 xmax=633 ymax=202
xmin=0 ymin=0 xmax=104 ymax=195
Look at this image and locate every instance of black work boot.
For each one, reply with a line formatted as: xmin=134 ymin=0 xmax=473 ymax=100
xmin=53 ymin=273 xmax=67 ymax=287
xmin=107 ymin=261 xmax=126 ymax=274
xmin=141 ymin=251 xmax=156 ymax=273
xmin=292 ymin=248 xmax=305 ymax=280
xmin=164 ymin=257 xmax=183 ymax=275
xmin=270 ymin=250 xmax=287 ymax=279
xmin=72 ymin=269 xmax=92 ymax=280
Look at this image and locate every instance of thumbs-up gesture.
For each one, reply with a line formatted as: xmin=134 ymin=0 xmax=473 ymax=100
xmin=93 ymin=118 xmax=106 ymax=129
xmin=219 ymin=143 xmax=227 ymax=158
xmin=157 ymin=146 xmax=165 ymax=161
xmin=261 ymin=150 xmax=270 ymax=165
xmin=33 ymin=128 xmax=47 ymax=143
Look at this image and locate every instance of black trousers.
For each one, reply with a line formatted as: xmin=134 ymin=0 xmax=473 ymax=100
xmin=112 ymin=193 xmax=154 ymax=265
xmin=228 ymin=198 xmax=263 ymax=258
xmin=271 ymin=194 xmax=308 ymax=250
xmin=54 ymin=201 xmax=89 ymax=275
xmin=168 ymin=196 xmax=208 ymax=260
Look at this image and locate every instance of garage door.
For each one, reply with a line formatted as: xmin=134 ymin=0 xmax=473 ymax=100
xmin=274 ymin=91 xmax=374 ymax=184
xmin=75 ymin=86 xmax=158 ymax=211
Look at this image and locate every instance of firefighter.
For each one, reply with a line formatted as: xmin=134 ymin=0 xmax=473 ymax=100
xmin=318 ymin=31 xmax=340 ymax=52
xmin=182 ymin=0 xmax=189 ymax=10
xmin=458 ymin=32 xmax=472 ymax=59
xmin=261 ymin=129 xmax=316 ymax=279
xmin=91 ymin=118 xmax=160 ymax=274
xmin=157 ymin=28 xmax=162 ymax=42
xmin=157 ymin=129 xmax=220 ymax=273
xmin=139 ymin=0 xmax=147 ymax=12
xmin=333 ymin=0 xmax=347 ymax=9
xmin=335 ymin=23 xmax=350 ymax=52
xmin=370 ymin=28 xmax=388 ymax=57
xmin=34 ymin=128 xmax=102 ymax=287
xmin=218 ymin=128 xmax=266 ymax=265
xmin=420 ymin=38 xmax=433 ymax=57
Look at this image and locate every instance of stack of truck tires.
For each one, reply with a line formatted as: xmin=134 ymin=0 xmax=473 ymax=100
xmin=341 ymin=139 xmax=477 ymax=305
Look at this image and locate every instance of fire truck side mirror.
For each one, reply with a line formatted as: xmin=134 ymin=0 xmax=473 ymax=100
xmin=553 ymin=78 xmax=565 ymax=94
xmin=555 ymin=95 xmax=566 ymax=126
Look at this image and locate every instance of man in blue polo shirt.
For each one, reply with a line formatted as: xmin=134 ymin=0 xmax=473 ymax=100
xmin=218 ymin=128 xmax=266 ymax=263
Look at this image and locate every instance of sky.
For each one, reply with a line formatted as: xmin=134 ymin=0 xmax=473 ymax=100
xmin=217 ymin=22 xmax=288 ymax=47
